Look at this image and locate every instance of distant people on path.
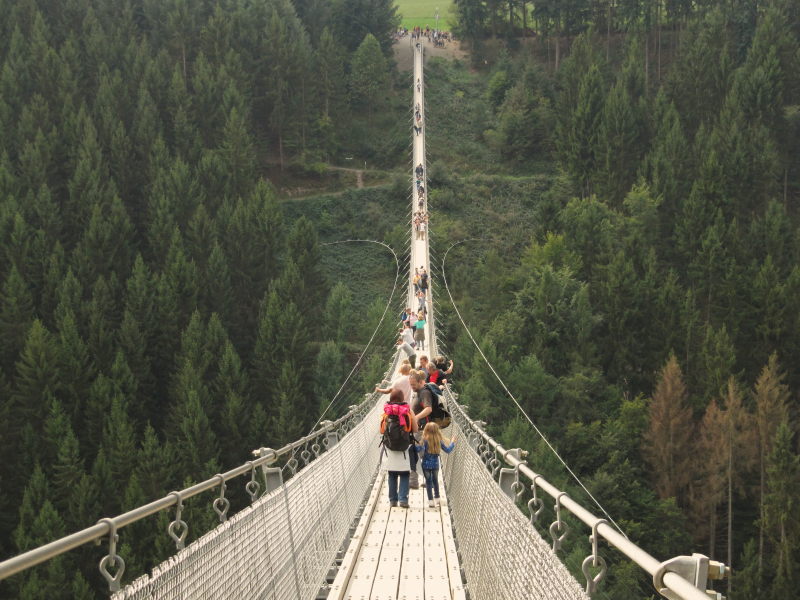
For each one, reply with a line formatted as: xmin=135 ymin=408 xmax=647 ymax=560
xmin=417 ymin=289 xmax=427 ymax=314
xmin=415 ymin=163 xmax=424 ymax=178
xmin=416 ymin=422 xmax=456 ymax=507
xmin=414 ymin=311 xmax=426 ymax=350
xmin=418 ymin=267 xmax=429 ymax=295
xmin=414 ymin=211 xmax=428 ymax=240
xmin=380 ymin=388 xmax=418 ymax=508
xmin=397 ymin=335 xmax=416 ymax=368
xmin=401 ymin=321 xmax=416 ymax=348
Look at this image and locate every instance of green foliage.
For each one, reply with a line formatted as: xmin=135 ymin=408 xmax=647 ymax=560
xmin=349 ymin=34 xmax=389 ymax=122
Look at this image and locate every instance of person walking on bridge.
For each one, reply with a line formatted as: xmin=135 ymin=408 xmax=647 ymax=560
xmin=416 ymin=423 xmax=456 ymax=507
xmin=414 ymin=311 xmax=426 ymax=351
xmin=380 ymin=389 xmax=418 ymax=508
xmin=376 ymin=363 xmax=413 ymax=405
xmin=408 ymin=370 xmax=433 ymax=489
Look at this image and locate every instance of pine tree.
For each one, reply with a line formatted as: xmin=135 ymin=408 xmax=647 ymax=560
xmin=117 ymin=312 xmax=156 ymax=425
xmin=349 ymin=34 xmax=389 ymax=123
xmin=13 ymin=465 xmax=71 ymax=599
xmin=642 ymin=354 xmax=694 ymax=503
xmin=0 ymin=265 xmax=35 ymax=371
xmin=171 ymin=389 xmax=220 ymax=478
xmin=314 ymin=340 xmax=346 ymax=414
xmin=13 ymin=321 xmax=61 ymax=444
xmin=565 ymin=64 xmax=605 ymax=197
xmin=764 ymin=420 xmax=800 ymax=595
xmin=287 ymin=216 xmax=327 ymax=326
xmin=102 ymin=396 xmax=138 ymax=487
xmin=218 ymin=106 xmax=256 ymax=200
xmin=598 ymin=47 xmax=647 ymax=205
xmin=754 ymin=353 xmax=790 ymax=576
xmin=202 ymin=241 xmax=233 ymax=322
xmin=55 ymin=310 xmax=94 ymax=425
xmin=719 ymin=379 xmax=756 ymax=590
xmin=86 ymin=275 xmax=118 ymax=373
xmin=323 ymin=282 xmax=353 ymax=344
xmin=315 ymin=27 xmax=345 ymax=122
xmin=273 ymin=361 xmax=305 ymax=445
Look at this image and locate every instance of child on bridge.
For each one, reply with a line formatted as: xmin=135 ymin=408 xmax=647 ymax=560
xmin=416 ymin=422 xmax=456 ymax=508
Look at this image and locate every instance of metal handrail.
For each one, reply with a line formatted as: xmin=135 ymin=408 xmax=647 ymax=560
xmin=0 ymin=386 xmax=383 ymax=583
xmin=444 ymin=384 xmax=718 ymax=600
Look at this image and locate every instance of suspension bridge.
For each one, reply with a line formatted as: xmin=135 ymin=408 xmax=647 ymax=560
xmin=0 ymin=41 xmax=727 ymax=600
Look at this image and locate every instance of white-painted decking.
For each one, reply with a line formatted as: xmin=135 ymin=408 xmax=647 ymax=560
xmin=327 ymin=468 xmax=465 ymax=600
xmin=328 ymin=41 xmax=464 ymax=600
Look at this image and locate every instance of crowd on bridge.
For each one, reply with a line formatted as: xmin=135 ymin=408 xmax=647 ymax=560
xmin=377 ymin=350 xmax=456 ymax=509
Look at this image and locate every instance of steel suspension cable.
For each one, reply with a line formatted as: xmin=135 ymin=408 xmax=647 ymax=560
xmin=305 ymin=239 xmax=404 ymax=435
xmin=439 ymin=238 xmax=628 ymax=538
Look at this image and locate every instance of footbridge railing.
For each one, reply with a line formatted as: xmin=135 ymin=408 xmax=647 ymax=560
xmin=0 ymin=353 xmax=400 ymax=598
xmin=440 ymin=384 xmax=727 ymax=600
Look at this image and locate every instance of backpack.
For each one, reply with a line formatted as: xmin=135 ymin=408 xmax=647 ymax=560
xmin=380 ymin=402 xmax=412 ymax=452
xmin=423 ymin=384 xmax=452 ymax=429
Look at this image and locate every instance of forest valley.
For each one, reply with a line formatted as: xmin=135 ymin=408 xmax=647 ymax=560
xmin=0 ymin=0 xmax=799 ymax=598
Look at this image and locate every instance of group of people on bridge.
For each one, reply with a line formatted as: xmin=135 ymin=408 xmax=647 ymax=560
xmin=377 ymin=351 xmax=455 ymax=509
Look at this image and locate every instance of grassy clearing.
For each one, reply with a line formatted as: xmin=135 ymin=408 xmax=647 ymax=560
xmin=396 ymin=0 xmax=454 ymax=31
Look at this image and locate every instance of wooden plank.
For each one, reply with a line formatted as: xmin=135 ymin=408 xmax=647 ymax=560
xmin=438 ymin=483 xmax=466 ymax=599
xmin=328 ymin=472 xmax=386 ymax=600
xmin=422 ymin=492 xmax=451 ymax=600
xmin=397 ymin=487 xmax=426 ymax=600
xmin=345 ymin=490 xmax=393 ymax=599
xmin=369 ymin=499 xmax=408 ymax=600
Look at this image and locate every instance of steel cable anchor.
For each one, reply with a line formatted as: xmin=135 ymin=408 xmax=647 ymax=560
xmin=212 ymin=474 xmax=230 ymax=523
xmin=549 ymin=492 xmax=570 ymax=552
xmin=581 ymin=519 xmax=608 ymax=596
xmin=97 ymin=518 xmax=125 ymax=592
xmin=528 ymin=475 xmax=545 ymax=525
xmin=508 ymin=453 xmax=526 ymax=502
xmin=245 ymin=461 xmax=261 ymax=504
xmin=167 ymin=491 xmax=188 ymax=550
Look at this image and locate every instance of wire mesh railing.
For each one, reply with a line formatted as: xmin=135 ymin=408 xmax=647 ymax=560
xmin=440 ymin=389 xmax=589 ymax=600
xmin=0 ymin=353 xmax=401 ymax=598
xmin=440 ymin=384 xmax=725 ymax=600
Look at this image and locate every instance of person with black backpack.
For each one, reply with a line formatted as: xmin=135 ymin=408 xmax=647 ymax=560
xmin=380 ymin=389 xmax=418 ymax=508
xmin=407 ymin=369 xmax=434 ymax=488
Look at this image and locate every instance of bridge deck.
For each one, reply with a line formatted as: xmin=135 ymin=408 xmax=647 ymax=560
xmin=328 ymin=469 xmax=465 ymax=600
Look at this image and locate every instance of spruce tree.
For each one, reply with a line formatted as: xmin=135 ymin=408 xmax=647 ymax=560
xmin=764 ymin=420 xmax=800 ymax=595
xmin=273 ymin=362 xmax=306 ymax=445
xmin=349 ymin=34 xmax=389 ymax=124
xmin=642 ymin=354 xmax=694 ymax=503
xmin=565 ymin=64 xmax=605 ymax=197
xmin=0 ymin=265 xmax=35 ymax=371
xmin=287 ymin=216 xmax=327 ymax=326
xmin=754 ymin=354 xmax=790 ymax=575
xmin=323 ymin=282 xmax=353 ymax=345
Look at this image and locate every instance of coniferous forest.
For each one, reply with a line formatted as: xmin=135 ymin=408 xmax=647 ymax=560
xmin=1 ymin=0 xmax=800 ymax=598
xmin=0 ymin=0 xmax=402 ymax=596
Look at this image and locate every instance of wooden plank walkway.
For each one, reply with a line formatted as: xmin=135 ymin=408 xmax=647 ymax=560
xmin=328 ymin=471 xmax=466 ymax=600
xmin=326 ymin=39 xmax=465 ymax=600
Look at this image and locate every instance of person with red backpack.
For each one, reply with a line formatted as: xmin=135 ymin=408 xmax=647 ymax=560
xmin=380 ymin=389 xmax=418 ymax=508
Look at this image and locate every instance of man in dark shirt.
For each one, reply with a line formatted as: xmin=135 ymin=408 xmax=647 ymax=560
xmin=410 ymin=369 xmax=433 ymax=427
xmin=408 ymin=370 xmax=433 ymax=489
